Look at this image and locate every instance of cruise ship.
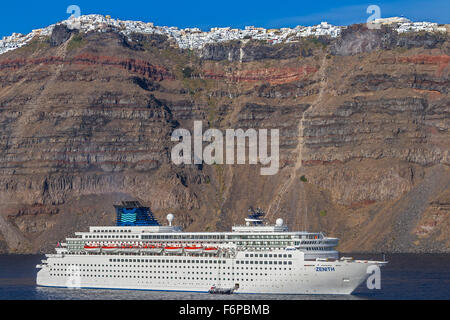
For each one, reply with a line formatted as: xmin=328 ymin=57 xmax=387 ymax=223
xmin=36 ymin=201 xmax=387 ymax=294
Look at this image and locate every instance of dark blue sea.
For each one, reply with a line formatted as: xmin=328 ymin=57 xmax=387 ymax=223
xmin=0 ymin=253 xmax=448 ymax=300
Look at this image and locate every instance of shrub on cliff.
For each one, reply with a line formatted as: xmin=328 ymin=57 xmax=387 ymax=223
xmin=182 ymin=66 xmax=194 ymax=78
xmin=67 ymin=34 xmax=85 ymax=51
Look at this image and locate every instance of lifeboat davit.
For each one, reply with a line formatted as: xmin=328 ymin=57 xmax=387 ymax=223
xmin=164 ymin=246 xmax=183 ymax=254
xmin=101 ymin=244 xmax=118 ymax=253
xmin=119 ymin=244 xmax=140 ymax=253
xmin=203 ymin=247 xmax=219 ymax=254
xmin=184 ymin=246 xmax=203 ymax=253
xmin=84 ymin=244 xmax=101 ymax=253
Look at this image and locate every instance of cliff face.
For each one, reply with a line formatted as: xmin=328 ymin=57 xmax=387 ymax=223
xmin=0 ymin=24 xmax=448 ymax=253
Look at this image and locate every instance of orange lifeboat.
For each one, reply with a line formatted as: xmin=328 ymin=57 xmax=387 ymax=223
xmin=184 ymin=246 xmax=203 ymax=253
xmin=84 ymin=244 xmax=101 ymax=253
xmin=101 ymin=244 xmax=118 ymax=253
xmin=203 ymin=247 xmax=218 ymax=254
xmin=141 ymin=244 xmax=163 ymax=253
xmin=164 ymin=246 xmax=183 ymax=254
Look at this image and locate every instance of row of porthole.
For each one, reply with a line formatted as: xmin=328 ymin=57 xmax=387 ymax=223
xmin=48 ymin=273 xmax=290 ymax=283
xmin=47 ymin=274 xmax=266 ymax=282
xmin=50 ymin=267 xmax=296 ymax=277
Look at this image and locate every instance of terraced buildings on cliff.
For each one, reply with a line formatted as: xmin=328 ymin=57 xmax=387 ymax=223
xmin=0 ymin=14 xmax=448 ymax=255
xmin=1 ymin=14 xmax=447 ymax=55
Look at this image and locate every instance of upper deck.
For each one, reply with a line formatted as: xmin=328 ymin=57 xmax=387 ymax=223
xmin=232 ymin=224 xmax=288 ymax=233
xmin=63 ymin=204 xmax=339 ymax=259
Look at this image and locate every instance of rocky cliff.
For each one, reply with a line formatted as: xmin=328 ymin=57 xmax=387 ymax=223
xmin=0 ymin=23 xmax=448 ymax=253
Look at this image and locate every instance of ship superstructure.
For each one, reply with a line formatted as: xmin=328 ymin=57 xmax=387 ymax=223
xmin=36 ymin=202 xmax=386 ymax=294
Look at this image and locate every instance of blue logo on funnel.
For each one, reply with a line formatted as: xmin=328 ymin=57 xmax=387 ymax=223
xmin=121 ymin=208 xmax=137 ymax=223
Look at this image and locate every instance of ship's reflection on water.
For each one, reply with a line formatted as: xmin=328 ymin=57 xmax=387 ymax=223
xmin=34 ymin=286 xmax=364 ymax=300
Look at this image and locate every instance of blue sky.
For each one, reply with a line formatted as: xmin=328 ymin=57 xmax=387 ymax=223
xmin=0 ymin=0 xmax=448 ymax=38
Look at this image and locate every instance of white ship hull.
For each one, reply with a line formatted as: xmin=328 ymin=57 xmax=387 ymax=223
xmin=36 ymin=251 xmax=383 ymax=295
